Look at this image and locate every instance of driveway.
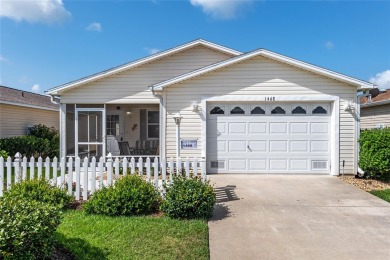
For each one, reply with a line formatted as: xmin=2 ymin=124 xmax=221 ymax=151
xmin=208 ymin=175 xmax=390 ymax=260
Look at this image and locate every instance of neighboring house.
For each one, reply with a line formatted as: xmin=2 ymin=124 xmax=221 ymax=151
xmin=0 ymin=86 xmax=59 ymax=138
xmin=360 ymin=89 xmax=390 ymax=129
xmin=46 ymin=39 xmax=374 ymax=175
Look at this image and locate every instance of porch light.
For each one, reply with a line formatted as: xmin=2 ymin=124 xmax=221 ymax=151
xmin=173 ymin=113 xmax=182 ymax=158
xmin=173 ymin=113 xmax=182 ymax=126
xmin=126 ymin=111 xmax=132 ymax=117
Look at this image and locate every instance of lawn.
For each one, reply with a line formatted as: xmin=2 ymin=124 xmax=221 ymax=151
xmin=55 ymin=210 xmax=209 ymax=260
xmin=370 ymin=189 xmax=390 ymax=203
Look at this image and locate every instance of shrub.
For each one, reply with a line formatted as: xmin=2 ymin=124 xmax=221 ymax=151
xmin=0 ymin=124 xmax=59 ymax=158
xmin=0 ymin=150 xmax=7 ymax=160
xmin=0 ymin=196 xmax=62 ymax=259
xmin=359 ymin=127 xmax=390 ymax=179
xmin=84 ymin=175 xmax=159 ymax=216
xmin=3 ymin=179 xmax=73 ymax=209
xmin=161 ymin=176 xmax=216 ymax=219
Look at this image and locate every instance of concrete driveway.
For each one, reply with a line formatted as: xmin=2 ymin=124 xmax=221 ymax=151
xmin=208 ymin=175 xmax=390 ymax=260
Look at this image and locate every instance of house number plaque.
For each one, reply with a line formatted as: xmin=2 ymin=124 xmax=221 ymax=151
xmin=181 ymin=139 xmax=198 ymax=149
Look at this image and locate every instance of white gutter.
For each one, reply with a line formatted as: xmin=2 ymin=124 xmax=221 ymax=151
xmin=0 ymin=100 xmax=59 ymax=112
xmin=356 ymin=90 xmax=370 ymax=176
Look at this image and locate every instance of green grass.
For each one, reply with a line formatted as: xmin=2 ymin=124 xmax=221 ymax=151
xmin=55 ymin=210 xmax=209 ymax=260
xmin=370 ymin=189 xmax=390 ymax=203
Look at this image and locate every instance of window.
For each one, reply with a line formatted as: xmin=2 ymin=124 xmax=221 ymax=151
xmin=271 ymin=106 xmax=286 ymax=114
xmin=251 ymin=106 xmax=265 ymax=115
xmin=106 ymin=115 xmax=120 ymax=136
xmin=147 ymin=111 xmax=159 ymax=139
xmin=292 ymin=106 xmax=306 ymax=114
xmin=312 ymin=106 xmax=327 ymax=114
xmin=210 ymin=106 xmax=224 ymax=114
xmin=230 ymin=106 xmax=245 ymax=114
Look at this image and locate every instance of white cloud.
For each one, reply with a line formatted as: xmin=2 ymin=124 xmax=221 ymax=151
xmin=0 ymin=0 xmax=71 ymax=24
xmin=0 ymin=55 xmax=8 ymax=62
xmin=86 ymin=22 xmax=102 ymax=32
xmin=144 ymin=48 xmax=161 ymax=55
xmin=369 ymin=70 xmax=390 ymax=89
xmin=190 ymin=0 xmax=253 ymax=20
xmin=32 ymin=84 xmax=40 ymax=92
xmin=325 ymin=41 xmax=334 ymax=50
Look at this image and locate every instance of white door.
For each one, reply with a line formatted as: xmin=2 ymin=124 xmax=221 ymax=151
xmin=106 ymin=110 xmax=124 ymax=141
xmin=207 ymin=103 xmax=331 ymax=174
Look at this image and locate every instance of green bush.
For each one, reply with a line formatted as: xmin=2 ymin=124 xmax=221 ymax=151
xmin=161 ymin=176 xmax=216 ymax=219
xmin=84 ymin=175 xmax=159 ymax=216
xmin=0 ymin=196 xmax=62 ymax=259
xmin=0 ymin=150 xmax=7 ymax=160
xmin=0 ymin=124 xmax=59 ymax=158
xmin=359 ymin=127 xmax=390 ymax=179
xmin=3 ymin=179 xmax=73 ymax=209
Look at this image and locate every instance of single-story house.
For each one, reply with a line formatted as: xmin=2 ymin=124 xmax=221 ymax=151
xmin=0 ymin=86 xmax=59 ymax=138
xmin=46 ymin=39 xmax=374 ymax=175
xmin=360 ymin=88 xmax=390 ymax=129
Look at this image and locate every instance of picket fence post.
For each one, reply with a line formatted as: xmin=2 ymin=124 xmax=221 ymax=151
xmin=0 ymin=157 xmax=4 ymax=196
xmin=14 ymin=153 xmax=22 ymax=184
xmin=107 ymin=153 xmax=113 ymax=186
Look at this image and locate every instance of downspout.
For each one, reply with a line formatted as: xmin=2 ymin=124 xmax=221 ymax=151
xmin=150 ymin=86 xmax=164 ymax=159
xmin=356 ymin=89 xmax=371 ymax=176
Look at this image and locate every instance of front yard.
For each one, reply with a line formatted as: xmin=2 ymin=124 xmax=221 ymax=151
xmin=55 ymin=210 xmax=209 ymax=259
xmin=340 ymin=176 xmax=390 ymax=203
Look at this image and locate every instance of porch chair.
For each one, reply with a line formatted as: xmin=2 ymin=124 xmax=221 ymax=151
xmin=118 ymin=141 xmax=133 ymax=155
xmin=106 ymin=135 xmax=120 ymax=156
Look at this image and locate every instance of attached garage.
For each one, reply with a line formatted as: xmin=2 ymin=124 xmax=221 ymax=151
xmin=206 ymin=103 xmax=331 ymax=174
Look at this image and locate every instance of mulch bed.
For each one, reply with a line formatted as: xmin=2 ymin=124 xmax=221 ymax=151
xmin=339 ymin=176 xmax=390 ymax=192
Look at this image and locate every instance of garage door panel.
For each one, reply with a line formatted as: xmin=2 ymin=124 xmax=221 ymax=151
xmin=270 ymin=122 xmax=288 ymax=134
xmin=248 ymin=140 xmax=267 ymax=152
xmin=270 ymin=140 xmax=288 ymax=152
xmin=228 ymin=140 xmax=246 ymax=152
xmin=270 ymin=159 xmax=288 ymax=171
xmin=290 ymin=140 xmax=308 ymax=152
xmin=228 ymin=159 xmax=246 ymax=171
xmin=290 ymin=159 xmax=308 ymax=171
xmin=290 ymin=122 xmax=308 ymax=134
xmin=249 ymin=122 xmax=267 ymax=133
xmin=249 ymin=159 xmax=267 ymax=170
xmin=228 ymin=122 xmax=247 ymax=134
xmin=310 ymin=141 xmax=329 ymax=152
xmin=311 ymin=122 xmax=329 ymax=133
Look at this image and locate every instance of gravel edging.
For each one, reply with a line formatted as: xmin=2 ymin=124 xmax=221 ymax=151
xmin=339 ymin=176 xmax=390 ymax=192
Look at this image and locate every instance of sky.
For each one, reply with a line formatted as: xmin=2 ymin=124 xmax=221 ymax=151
xmin=0 ymin=0 xmax=389 ymax=95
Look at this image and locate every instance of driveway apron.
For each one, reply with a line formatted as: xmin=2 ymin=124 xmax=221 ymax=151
xmin=208 ymin=175 xmax=390 ymax=260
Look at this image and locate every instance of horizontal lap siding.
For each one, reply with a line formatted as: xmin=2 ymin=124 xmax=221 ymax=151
xmin=360 ymin=105 xmax=390 ymax=129
xmin=165 ymin=56 xmax=357 ymax=174
xmin=0 ymin=104 xmax=59 ymax=138
xmin=60 ymin=46 xmax=233 ymax=104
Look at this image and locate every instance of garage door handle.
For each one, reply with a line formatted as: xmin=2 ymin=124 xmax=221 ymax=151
xmin=247 ymin=145 xmax=252 ymax=152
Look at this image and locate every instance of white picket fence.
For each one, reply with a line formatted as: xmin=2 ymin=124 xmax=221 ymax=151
xmin=0 ymin=152 xmax=206 ymax=200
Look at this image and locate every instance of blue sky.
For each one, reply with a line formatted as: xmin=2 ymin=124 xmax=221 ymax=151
xmin=1 ymin=0 xmax=389 ymax=94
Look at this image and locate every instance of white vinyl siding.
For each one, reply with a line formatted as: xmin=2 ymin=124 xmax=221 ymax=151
xmin=0 ymin=104 xmax=59 ymax=138
xmin=165 ymin=56 xmax=357 ymax=174
xmin=60 ymin=46 xmax=234 ymax=104
xmin=360 ymin=104 xmax=390 ymax=129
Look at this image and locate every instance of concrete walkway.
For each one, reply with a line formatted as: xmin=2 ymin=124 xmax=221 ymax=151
xmin=208 ymin=175 xmax=390 ymax=260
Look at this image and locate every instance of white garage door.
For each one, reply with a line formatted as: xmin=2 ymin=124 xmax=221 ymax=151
xmin=207 ymin=103 xmax=331 ymax=174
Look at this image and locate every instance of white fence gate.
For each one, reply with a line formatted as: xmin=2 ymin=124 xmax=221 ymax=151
xmin=0 ymin=153 xmax=206 ymax=200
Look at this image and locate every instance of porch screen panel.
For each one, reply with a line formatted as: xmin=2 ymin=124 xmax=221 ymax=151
xmin=140 ymin=109 xmax=147 ymax=140
xmin=66 ymin=104 xmax=75 ymax=155
xmin=78 ymin=111 xmax=102 ymax=143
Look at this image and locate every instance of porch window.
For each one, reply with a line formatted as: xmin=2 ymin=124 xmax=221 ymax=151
xmin=147 ymin=111 xmax=159 ymax=139
xmin=106 ymin=115 xmax=120 ymax=136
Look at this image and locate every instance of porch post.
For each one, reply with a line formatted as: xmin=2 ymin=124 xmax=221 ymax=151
xmin=60 ymin=103 xmax=66 ymax=159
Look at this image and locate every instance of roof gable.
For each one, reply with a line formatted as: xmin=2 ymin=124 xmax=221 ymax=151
xmin=46 ymin=39 xmax=241 ymax=95
xmin=150 ymin=49 xmax=375 ymax=91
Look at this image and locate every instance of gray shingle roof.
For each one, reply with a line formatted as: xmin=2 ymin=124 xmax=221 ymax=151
xmin=0 ymin=86 xmax=59 ymax=110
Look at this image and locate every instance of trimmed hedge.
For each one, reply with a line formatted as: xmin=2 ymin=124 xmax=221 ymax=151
xmin=0 ymin=124 xmax=59 ymax=158
xmin=359 ymin=127 xmax=390 ymax=179
xmin=0 ymin=196 xmax=62 ymax=259
xmin=161 ymin=176 xmax=216 ymax=219
xmin=84 ymin=175 xmax=160 ymax=216
xmin=3 ymin=179 xmax=73 ymax=209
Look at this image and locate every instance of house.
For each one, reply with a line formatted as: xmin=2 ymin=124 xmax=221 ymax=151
xmin=0 ymin=86 xmax=59 ymax=138
xmin=46 ymin=39 xmax=374 ymax=175
xmin=360 ymin=88 xmax=390 ymax=129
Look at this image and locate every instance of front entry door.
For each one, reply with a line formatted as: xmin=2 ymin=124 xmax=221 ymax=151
xmin=75 ymin=108 xmax=106 ymax=158
xmin=106 ymin=110 xmax=124 ymax=141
